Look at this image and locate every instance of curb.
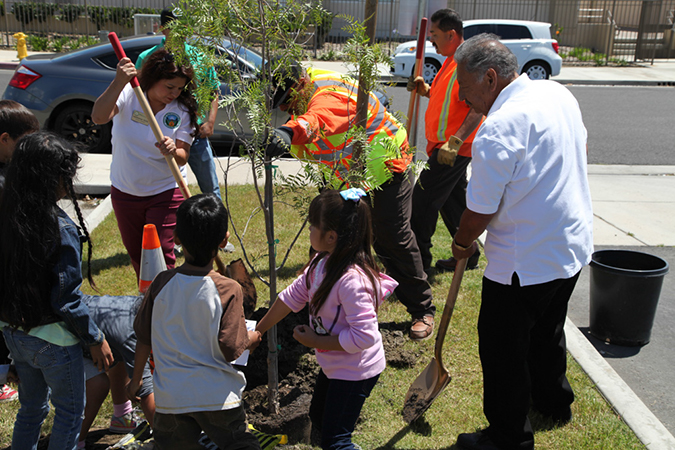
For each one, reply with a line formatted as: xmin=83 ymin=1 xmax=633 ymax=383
xmin=565 ymin=319 xmax=675 ymax=449
xmin=0 ymin=62 xmax=18 ymax=70
xmin=554 ymin=79 xmax=675 ymax=87
xmin=84 ymin=194 xmax=113 ymax=233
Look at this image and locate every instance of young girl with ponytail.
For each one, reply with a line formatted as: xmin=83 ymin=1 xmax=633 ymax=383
xmin=256 ymin=188 xmax=397 ymax=450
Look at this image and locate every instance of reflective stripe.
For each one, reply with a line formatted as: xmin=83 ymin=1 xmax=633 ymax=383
xmin=436 ymin=68 xmax=457 ymax=142
xmin=291 ymin=68 xmax=409 ymax=186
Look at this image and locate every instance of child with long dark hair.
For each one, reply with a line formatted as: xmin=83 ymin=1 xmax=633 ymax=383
xmin=0 ymin=131 xmax=113 ymax=450
xmin=92 ymin=48 xmax=199 ymax=277
xmin=256 ymin=188 xmax=398 ymax=450
xmin=0 ymin=99 xmax=40 ymax=403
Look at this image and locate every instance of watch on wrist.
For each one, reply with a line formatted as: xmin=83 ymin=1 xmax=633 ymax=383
xmin=453 ymin=239 xmax=473 ymax=251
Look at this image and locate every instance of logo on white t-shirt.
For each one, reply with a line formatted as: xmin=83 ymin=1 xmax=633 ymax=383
xmin=163 ymin=112 xmax=181 ymax=129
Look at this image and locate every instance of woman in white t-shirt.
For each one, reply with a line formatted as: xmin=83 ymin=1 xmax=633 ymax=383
xmin=92 ymin=49 xmax=198 ymax=277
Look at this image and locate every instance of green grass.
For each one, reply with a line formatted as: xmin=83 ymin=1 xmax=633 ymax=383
xmin=0 ymin=184 xmax=644 ymax=449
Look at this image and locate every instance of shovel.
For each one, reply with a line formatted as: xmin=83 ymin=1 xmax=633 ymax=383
xmin=402 ymin=257 xmax=467 ymax=424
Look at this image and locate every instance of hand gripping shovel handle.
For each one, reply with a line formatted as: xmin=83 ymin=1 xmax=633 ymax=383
xmin=108 ymin=33 xmax=227 ymax=275
xmin=405 ymin=17 xmax=428 ymax=134
xmin=108 ymin=32 xmax=191 ymax=200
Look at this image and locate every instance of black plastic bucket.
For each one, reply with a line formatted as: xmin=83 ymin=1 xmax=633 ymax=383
xmin=589 ymin=250 xmax=669 ymax=346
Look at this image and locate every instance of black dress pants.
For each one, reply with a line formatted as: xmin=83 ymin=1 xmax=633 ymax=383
xmin=411 ymin=151 xmax=471 ymax=271
xmin=478 ymin=271 xmax=580 ymax=449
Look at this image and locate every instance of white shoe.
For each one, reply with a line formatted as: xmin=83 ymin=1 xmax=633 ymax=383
xmin=222 ymin=242 xmax=235 ymax=253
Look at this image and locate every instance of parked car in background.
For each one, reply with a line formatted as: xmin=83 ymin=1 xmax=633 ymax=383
xmin=391 ymin=19 xmax=563 ymax=84
xmin=4 ymin=35 xmax=392 ymax=155
xmin=2 ymin=34 xmax=277 ymax=154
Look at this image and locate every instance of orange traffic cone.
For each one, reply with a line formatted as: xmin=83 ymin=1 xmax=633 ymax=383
xmin=139 ymin=224 xmax=167 ymax=294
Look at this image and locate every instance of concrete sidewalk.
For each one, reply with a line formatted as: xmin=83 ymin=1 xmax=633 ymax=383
xmin=306 ymin=58 xmax=675 ymax=86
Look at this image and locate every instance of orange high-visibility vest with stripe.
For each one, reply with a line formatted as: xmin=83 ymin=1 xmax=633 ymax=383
xmin=425 ymin=57 xmax=480 ymax=157
xmin=284 ymin=68 xmax=412 ymax=187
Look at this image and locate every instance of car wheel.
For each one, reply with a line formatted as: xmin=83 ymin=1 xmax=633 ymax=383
xmin=52 ymin=103 xmax=112 ymax=153
xmin=523 ymin=61 xmax=551 ymax=80
xmin=420 ymin=58 xmax=441 ymax=84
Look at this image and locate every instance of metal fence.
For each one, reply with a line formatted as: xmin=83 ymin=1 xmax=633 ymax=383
xmin=322 ymin=0 xmax=675 ymax=61
xmin=4 ymin=0 xmax=675 ymax=61
xmin=1 ymin=0 xmax=170 ymax=48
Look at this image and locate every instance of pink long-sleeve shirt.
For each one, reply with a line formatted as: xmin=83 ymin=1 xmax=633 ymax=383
xmin=279 ymin=256 xmax=398 ymax=381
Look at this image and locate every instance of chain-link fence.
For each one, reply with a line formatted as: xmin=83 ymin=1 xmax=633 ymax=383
xmin=4 ymin=0 xmax=674 ymax=61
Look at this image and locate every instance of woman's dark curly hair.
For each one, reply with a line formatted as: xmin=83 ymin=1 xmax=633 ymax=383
xmin=139 ymin=48 xmax=199 ymax=136
xmin=0 ymin=131 xmax=94 ymax=328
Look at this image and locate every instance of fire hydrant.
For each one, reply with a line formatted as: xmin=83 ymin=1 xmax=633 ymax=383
xmin=14 ymin=32 xmax=28 ymax=60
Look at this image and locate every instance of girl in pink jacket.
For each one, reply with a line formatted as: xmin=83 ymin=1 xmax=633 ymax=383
xmin=256 ymin=188 xmax=397 ymax=450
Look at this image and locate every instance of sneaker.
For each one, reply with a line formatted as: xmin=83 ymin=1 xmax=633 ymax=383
xmin=221 ymin=242 xmax=235 ymax=253
xmin=409 ymin=315 xmax=434 ymax=341
xmin=0 ymin=384 xmax=18 ymax=402
xmin=109 ymin=409 xmax=143 ymax=434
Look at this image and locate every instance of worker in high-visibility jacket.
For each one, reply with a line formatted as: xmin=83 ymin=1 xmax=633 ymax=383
xmin=407 ymin=9 xmax=484 ymax=275
xmin=267 ymin=61 xmax=436 ymax=341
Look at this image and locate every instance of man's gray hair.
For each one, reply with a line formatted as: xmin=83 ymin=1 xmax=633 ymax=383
xmin=454 ymin=33 xmax=519 ymax=80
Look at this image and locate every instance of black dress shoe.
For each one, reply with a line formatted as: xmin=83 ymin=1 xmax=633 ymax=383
xmin=535 ymin=406 xmax=572 ymax=426
xmin=435 ymin=248 xmax=481 ymax=272
xmin=457 ymin=431 xmax=502 ymax=450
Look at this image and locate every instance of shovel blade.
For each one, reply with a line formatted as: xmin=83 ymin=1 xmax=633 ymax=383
xmin=402 ymin=357 xmax=451 ymax=424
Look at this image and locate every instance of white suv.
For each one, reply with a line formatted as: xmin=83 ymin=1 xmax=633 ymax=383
xmin=391 ymin=19 xmax=562 ymax=83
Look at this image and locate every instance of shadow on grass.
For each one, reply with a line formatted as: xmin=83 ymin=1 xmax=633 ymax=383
xmin=373 ymin=416 xmax=463 ymax=449
xmin=0 ymin=426 xmax=127 ymax=450
xmin=379 ymin=321 xmax=409 ymax=333
xmin=86 ymin=252 xmax=133 ymax=276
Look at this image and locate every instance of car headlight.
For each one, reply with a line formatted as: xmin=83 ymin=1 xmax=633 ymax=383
xmin=395 ymin=46 xmax=417 ymax=56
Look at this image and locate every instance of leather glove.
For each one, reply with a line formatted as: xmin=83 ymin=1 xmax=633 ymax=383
xmin=265 ymin=127 xmax=293 ymax=158
xmin=438 ymin=136 xmax=463 ymax=166
xmin=406 ymin=75 xmax=429 ymax=97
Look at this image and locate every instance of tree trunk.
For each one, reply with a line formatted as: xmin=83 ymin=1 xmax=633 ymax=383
xmin=353 ymin=0 xmax=378 ymax=165
xmin=264 ymin=159 xmax=280 ymax=414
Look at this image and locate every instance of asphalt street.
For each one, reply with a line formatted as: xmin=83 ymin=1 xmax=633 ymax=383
xmin=385 ymin=84 xmax=675 ymax=165
xmin=1 ymin=67 xmax=672 ymax=165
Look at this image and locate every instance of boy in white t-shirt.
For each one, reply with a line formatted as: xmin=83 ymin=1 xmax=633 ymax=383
xmin=128 ymin=193 xmax=262 ymax=450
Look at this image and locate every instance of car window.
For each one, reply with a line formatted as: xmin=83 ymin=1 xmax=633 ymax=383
xmin=221 ymin=40 xmax=263 ymax=70
xmin=495 ymin=25 xmax=533 ymax=40
xmin=463 ymin=25 xmax=493 ymax=40
xmin=95 ymin=46 xmax=149 ymax=70
xmin=463 ymin=24 xmax=533 ymax=41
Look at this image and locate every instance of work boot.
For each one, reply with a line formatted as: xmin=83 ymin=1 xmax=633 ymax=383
xmin=435 ymin=247 xmax=481 ymax=272
xmin=409 ymin=315 xmax=434 ymax=341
